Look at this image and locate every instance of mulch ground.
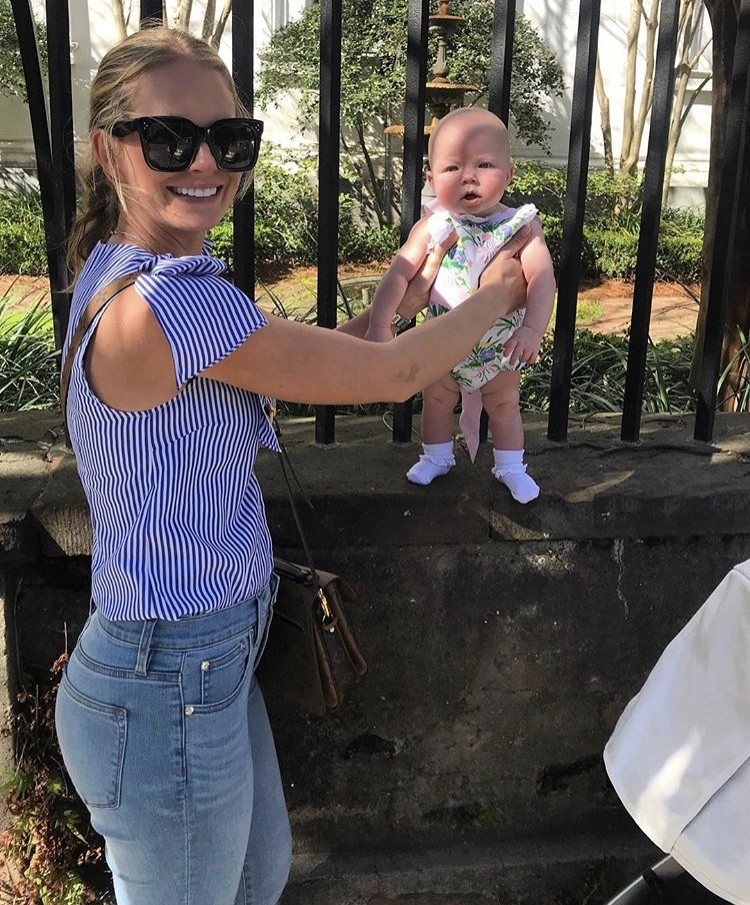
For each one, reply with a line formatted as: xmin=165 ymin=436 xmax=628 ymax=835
xmin=1 ymin=271 xmax=701 ymax=339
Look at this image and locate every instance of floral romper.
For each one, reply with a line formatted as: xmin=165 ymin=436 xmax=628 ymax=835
xmin=426 ymin=200 xmax=539 ymax=388
xmin=424 ymin=200 xmax=539 ymax=460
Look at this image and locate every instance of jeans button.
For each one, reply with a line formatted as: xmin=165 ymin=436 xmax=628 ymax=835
xmin=185 ymin=705 xmax=194 ymax=715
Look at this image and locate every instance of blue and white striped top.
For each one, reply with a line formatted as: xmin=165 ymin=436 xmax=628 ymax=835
xmin=64 ymin=241 xmax=280 ymax=621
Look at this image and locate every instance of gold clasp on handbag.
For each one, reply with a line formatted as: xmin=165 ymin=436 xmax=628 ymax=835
xmin=316 ymin=589 xmax=337 ymax=633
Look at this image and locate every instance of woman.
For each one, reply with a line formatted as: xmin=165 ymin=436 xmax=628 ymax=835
xmin=54 ymin=26 xmax=529 ymax=905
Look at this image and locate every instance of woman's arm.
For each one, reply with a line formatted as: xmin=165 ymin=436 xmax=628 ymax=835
xmin=83 ymin=227 xmax=530 ymax=411
xmin=204 ymin=229 xmax=530 ymax=404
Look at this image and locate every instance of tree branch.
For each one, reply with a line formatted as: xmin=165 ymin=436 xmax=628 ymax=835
xmin=212 ymin=0 xmax=232 ymax=47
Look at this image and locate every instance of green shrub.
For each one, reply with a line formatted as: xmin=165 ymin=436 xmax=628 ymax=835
xmin=506 ymin=162 xmax=703 ymax=283
xmin=0 ymin=190 xmax=47 ymax=275
xmin=520 ymin=330 xmax=696 ymax=414
xmin=587 ymin=228 xmax=638 ymax=280
xmin=208 ymin=151 xmax=400 ymax=269
xmin=587 ymin=224 xmax=704 ymax=283
xmin=0 ymin=656 xmax=108 ymax=904
xmin=337 ymin=219 xmax=399 ymax=263
xmin=657 ymin=233 xmax=703 ymax=283
xmin=0 ymin=298 xmax=59 ymax=411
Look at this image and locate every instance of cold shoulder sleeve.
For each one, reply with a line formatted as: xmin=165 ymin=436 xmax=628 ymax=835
xmin=134 ymin=254 xmax=266 ymax=387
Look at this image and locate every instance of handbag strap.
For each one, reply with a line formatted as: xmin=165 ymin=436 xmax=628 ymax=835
xmin=267 ymin=407 xmax=336 ymax=627
xmin=60 ymin=272 xmax=143 ymax=424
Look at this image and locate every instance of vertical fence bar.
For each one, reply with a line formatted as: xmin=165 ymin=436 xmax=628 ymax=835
xmin=140 ymin=0 xmax=163 ymax=24
xmin=694 ymin=0 xmax=750 ymax=440
xmin=11 ymin=0 xmax=70 ymax=353
xmin=547 ymin=0 xmax=601 ymax=442
xmin=481 ymin=0 xmax=515 ymax=445
xmin=391 ymin=0 xmax=430 ymax=444
xmin=488 ymin=0 xmax=515 ymax=124
xmin=315 ymin=0 xmax=343 ymax=445
xmin=46 ymin=0 xmax=75 ymax=243
xmin=231 ymin=0 xmax=257 ymax=298
xmin=620 ymin=0 xmax=680 ymax=442
xmin=45 ymin=0 xmax=75 ymax=350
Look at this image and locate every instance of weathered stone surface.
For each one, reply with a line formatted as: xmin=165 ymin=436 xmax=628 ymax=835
xmin=3 ymin=411 xmax=750 ymax=902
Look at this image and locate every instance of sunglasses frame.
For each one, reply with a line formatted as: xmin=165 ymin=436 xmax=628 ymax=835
xmin=110 ymin=116 xmax=264 ymax=172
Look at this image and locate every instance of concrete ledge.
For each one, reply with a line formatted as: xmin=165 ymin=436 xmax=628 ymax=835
xmin=4 ymin=410 xmax=750 ymax=557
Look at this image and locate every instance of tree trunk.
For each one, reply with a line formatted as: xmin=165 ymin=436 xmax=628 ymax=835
xmin=175 ymin=0 xmax=194 ymax=30
xmin=662 ymin=0 xmax=711 ymax=206
xmin=353 ymin=121 xmax=387 ymax=227
xmin=595 ymin=55 xmax=614 ymax=176
xmin=202 ymin=0 xmax=216 ymax=41
xmin=692 ymin=0 xmax=750 ymax=410
xmin=211 ymin=0 xmax=232 ymax=46
xmin=113 ymin=0 xmax=127 ymax=39
xmin=622 ymin=0 xmax=660 ymax=175
xmin=621 ymin=0 xmax=643 ymax=171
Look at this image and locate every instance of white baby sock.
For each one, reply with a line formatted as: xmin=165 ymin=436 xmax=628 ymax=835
xmin=491 ymin=448 xmax=540 ymax=504
xmin=406 ymin=441 xmax=456 ymax=486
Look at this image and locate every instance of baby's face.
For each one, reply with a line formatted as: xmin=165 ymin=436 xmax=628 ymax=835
xmin=428 ymin=114 xmax=513 ymax=218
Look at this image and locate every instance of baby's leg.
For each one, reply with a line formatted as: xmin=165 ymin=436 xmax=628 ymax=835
xmin=407 ymin=374 xmax=460 ymax=485
xmin=482 ymin=372 xmax=539 ymax=503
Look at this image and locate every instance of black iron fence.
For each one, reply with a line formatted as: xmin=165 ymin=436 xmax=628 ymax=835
xmin=9 ymin=0 xmax=750 ymax=446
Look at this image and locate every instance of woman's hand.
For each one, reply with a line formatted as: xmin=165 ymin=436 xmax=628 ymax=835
xmin=336 ymin=222 xmax=530 ymax=340
xmin=396 ymin=229 xmax=459 ymax=322
xmin=400 ymin=223 xmax=530 ymax=325
xmin=476 ymin=225 xmax=530 ymax=310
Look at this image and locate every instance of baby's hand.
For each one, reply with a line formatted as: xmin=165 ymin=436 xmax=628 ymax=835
xmin=504 ymin=324 xmax=543 ymax=367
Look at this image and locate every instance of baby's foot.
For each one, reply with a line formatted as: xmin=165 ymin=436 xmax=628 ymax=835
xmin=407 ymin=455 xmax=454 ymax=485
xmin=492 ymin=463 xmax=540 ymax=504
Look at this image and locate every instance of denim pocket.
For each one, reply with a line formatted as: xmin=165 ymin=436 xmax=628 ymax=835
xmin=55 ymin=670 xmax=127 ymax=809
xmin=193 ymin=626 xmax=256 ymax=710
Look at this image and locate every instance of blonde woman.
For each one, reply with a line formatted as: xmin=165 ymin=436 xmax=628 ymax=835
xmin=54 ymin=26 xmax=529 ymax=905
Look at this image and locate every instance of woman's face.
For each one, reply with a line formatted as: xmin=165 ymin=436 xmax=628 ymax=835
xmin=100 ymin=58 xmax=243 ymax=255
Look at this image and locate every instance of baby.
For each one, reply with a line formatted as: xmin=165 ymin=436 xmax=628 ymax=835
xmin=366 ymin=107 xmax=556 ymax=503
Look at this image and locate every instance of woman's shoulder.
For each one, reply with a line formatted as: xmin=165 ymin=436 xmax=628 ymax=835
xmin=74 ymin=242 xmax=158 ymax=303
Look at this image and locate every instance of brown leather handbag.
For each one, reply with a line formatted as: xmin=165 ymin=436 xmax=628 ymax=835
xmin=258 ymin=557 xmax=368 ymax=716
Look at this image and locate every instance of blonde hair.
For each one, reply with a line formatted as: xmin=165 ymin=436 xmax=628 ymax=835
xmin=68 ymin=26 xmax=252 ymax=278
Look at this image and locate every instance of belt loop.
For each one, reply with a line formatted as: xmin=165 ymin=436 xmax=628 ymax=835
xmin=135 ymin=620 xmax=157 ymax=677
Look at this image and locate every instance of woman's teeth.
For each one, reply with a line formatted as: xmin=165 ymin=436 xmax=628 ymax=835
xmin=173 ymin=187 xmax=218 ymax=198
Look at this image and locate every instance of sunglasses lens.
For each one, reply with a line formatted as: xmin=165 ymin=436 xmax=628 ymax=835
xmin=141 ymin=118 xmax=197 ymax=171
xmin=209 ymin=121 xmax=259 ymax=171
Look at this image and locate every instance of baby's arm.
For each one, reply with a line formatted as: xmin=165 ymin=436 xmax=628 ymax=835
xmin=365 ymin=218 xmax=433 ymax=342
xmin=503 ymin=217 xmax=556 ymax=367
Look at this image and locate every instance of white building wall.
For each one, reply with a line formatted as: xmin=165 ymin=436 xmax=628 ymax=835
xmin=1 ymin=0 xmax=712 ymax=207
xmin=518 ymin=0 xmax=712 ymax=207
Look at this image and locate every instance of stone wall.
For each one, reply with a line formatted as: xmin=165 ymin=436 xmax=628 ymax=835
xmin=3 ymin=410 xmax=750 ymax=900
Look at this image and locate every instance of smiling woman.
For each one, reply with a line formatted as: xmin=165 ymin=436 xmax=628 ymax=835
xmin=54 ymin=25 xmax=531 ymax=905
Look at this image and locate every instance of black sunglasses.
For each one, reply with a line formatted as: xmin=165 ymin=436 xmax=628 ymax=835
xmin=110 ymin=116 xmax=263 ymax=172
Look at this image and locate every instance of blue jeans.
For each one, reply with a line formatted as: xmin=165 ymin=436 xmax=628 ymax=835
xmin=55 ymin=577 xmax=291 ymax=905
